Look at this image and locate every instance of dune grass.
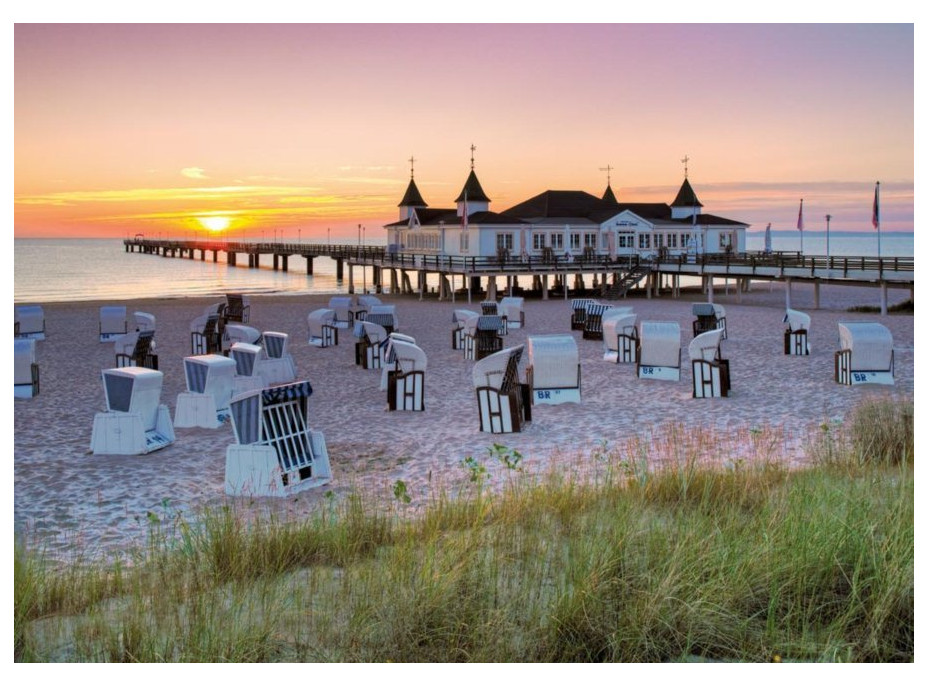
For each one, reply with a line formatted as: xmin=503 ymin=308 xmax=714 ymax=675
xmin=15 ymin=396 xmax=913 ymax=662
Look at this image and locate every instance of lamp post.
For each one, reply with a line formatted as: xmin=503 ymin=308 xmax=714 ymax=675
xmin=327 ymin=227 xmax=330 ymax=246
xmin=825 ymin=214 xmax=832 ymax=264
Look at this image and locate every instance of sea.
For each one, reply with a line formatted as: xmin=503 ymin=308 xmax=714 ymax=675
xmin=13 ymin=231 xmax=915 ymax=304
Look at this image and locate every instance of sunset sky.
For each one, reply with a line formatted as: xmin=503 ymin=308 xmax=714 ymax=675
xmin=13 ymin=22 xmax=915 ymax=240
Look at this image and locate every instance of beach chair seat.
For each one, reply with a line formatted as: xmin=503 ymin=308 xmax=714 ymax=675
xmin=190 ymin=313 xmax=223 ymax=355
xmin=224 ymin=293 xmax=250 ymax=323
xmin=329 ymin=296 xmax=356 ymax=328
xmin=225 ymin=381 xmax=332 ymax=496
xmin=15 ymin=305 xmax=46 ymax=340
xmin=499 ymin=297 xmax=525 ymax=329
xmin=464 ymin=315 xmax=504 ymax=361
xmin=689 ymin=328 xmax=730 ymax=398
xmin=582 ymin=303 xmax=614 ymax=340
xmin=258 ymin=331 xmax=297 ymax=385
xmin=14 ymin=339 xmax=40 ymax=398
xmin=637 ymin=321 xmax=682 ymax=381
xmin=222 ymin=323 xmax=262 ymax=353
xmin=174 ymin=354 xmax=236 ymax=428
xmin=133 ymin=311 xmax=156 ymax=333
xmin=114 ymin=329 xmax=158 ymax=370
xmin=355 ymin=320 xmax=388 ymax=369
xmin=90 ymin=367 xmax=175 ymax=455
xmin=526 ymin=335 xmax=581 ymax=405
xmin=783 ymin=309 xmax=811 ymax=355
xmin=307 ymin=308 xmax=339 ymax=348
xmin=692 ymin=302 xmax=727 ymax=339
xmin=451 ymin=309 xmax=479 ymax=350
xmin=603 ymin=312 xmax=638 ymax=363
xmin=99 ymin=306 xmax=128 ymax=342
xmin=387 ymin=339 xmax=427 ymax=411
xmin=835 ymin=322 xmax=894 ymax=385
xmin=570 ymin=298 xmax=596 ymax=330
xmin=473 ymin=345 xmax=531 ymax=433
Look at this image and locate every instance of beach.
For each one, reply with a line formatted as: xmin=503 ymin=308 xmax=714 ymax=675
xmin=13 ymin=281 xmax=914 ymax=561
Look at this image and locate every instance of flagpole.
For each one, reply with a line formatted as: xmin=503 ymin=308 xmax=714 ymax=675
xmin=875 ymin=181 xmax=882 ymax=260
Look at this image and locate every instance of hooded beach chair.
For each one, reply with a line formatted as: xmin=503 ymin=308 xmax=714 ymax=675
xmin=835 ymin=322 xmax=894 ymax=386
xmin=174 ymin=354 xmax=236 ymax=428
xmin=190 ymin=313 xmax=223 ymax=355
xmin=451 ymin=309 xmax=479 ymax=350
xmin=380 ymin=333 xmax=417 ymax=391
xmin=692 ymin=303 xmax=727 ymax=339
xmin=473 ymin=345 xmax=532 ymax=433
xmin=603 ymin=312 xmax=638 ymax=363
xmin=689 ymin=328 xmax=730 ymax=398
xmin=90 ymin=367 xmax=175 ymax=455
xmin=481 ymin=300 xmax=499 ymax=316
xmin=582 ymin=303 xmax=616 ymax=340
xmin=224 ymin=293 xmax=250 ymax=323
xmin=15 ymin=305 xmax=46 ymax=340
xmin=114 ymin=329 xmax=158 ymax=370
xmin=570 ymin=298 xmax=597 ymax=330
xmin=355 ymin=320 xmax=388 ymax=369
xmin=499 ymin=296 xmax=525 ymax=329
xmin=353 ymin=294 xmax=381 ymax=322
xmin=230 ymin=342 xmax=268 ymax=395
xmin=14 ymin=339 xmax=40 ymax=398
xmin=637 ymin=321 xmax=682 ymax=381
xmin=464 ymin=315 xmax=504 ymax=361
xmin=222 ymin=323 xmax=261 ymax=353
xmin=328 ymin=296 xmax=356 ymax=328
xmin=133 ymin=311 xmax=156 ymax=333
xmin=225 ymin=381 xmax=332 ymax=496
xmin=387 ymin=339 xmax=427 ymax=411
xmin=307 ymin=308 xmax=339 ymax=348
xmin=258 ymin=331 xmax=298 ymax=385
xmin=783 ymin=309 xmax=811 ymax=355
xmin=363 ymin=307 xmax=398 ymax=336
xmin=99 ymin=306 xmax=128 ymax=342
xmin=526 ymin=335 xmax=581 ymax=405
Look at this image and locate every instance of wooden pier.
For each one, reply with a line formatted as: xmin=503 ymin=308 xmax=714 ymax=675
xmin=123 ymin=238 xmax=913 ymax=313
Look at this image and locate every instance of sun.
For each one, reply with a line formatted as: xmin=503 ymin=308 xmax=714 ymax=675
xmin=198 ymin=216 xmax=231 ymax=232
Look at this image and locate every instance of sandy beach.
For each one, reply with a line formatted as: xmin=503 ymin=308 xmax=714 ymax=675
xmin=13 ymin=281 xmax=914 ymax=561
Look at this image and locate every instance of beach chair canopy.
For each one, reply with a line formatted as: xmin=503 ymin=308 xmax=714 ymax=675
xmin=481 ymin=300 xmax=499 ymax=315
xmin=527 ymin=335 xmax=579 ymax=389
xmin=473 ymin=345 xmax=524 ymax=391
xmin=638 ymin=322 xmax=681 ymax=367
xmin=204 ymin=301 xmax=225 ymax=316
xmin=838 ymin=322 xmax=894 ymax=371
xmin=15 ymin=305 xmax=45 ymax=337
xmin=476 ymin=315 xmax=504 ymax=332
xmin=101 ymin=366 xmax=164 ymax=431
xmin=692 ymin=303 xmax=716 ymax=317
xmin=230 ymin=342 xmax=263 ymax=377
xmin=229 ymin=380 xmax=314 ymax=447
xmin=100 ymin=306 xmax=128 ymax=334
xmin=184 ymin=354 xmax=236 ymax=404
xmin=390 ymin=339 xmax=428 ymax=373
xmin=224 ymin=324 xmax=261 ymax=348
xmin=358 ymin=295 xmax=382 ymax=308
xmin=453 ymin=309 xmax=479 ymax=324
xmin=262 ymin=331 xmax=289 ymax=359
xmin=360 ymin=320 xmax=388 ymax=345
xmin=134 ymin=311 xmax=156 ymax=332
xmin=571 ymin=298 xmax=596 ymax=312
xmin=114 ymin=330 xmax=156 ymax=366
xmin=14 ymin=339 xmax=37 ymax=386
xmin=499 ymin=297 xmax=524 ymax=318
xmin=712 ymin=304 xmax=726 ymax=318
xmin=604 ymin=313 xmax=638 ymax=346
xmin=308 ymin=308 xmax=335 ymax=328
xmin=688 ymin=328 xmax=723 ymax=362
xmin=784 ymin=309 xmax=811 ymax=332
xmin=328 ymin=296 xmax=355 ymax=322
xmin=601 ymin=306 xmax=634 ymax=322
xmin=368 ymin=305 xmax=398 ymax=330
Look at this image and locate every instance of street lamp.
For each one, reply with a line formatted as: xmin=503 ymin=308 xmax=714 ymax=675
xmin=825 ymin=214 xmax=832 ymax=263
xmin=327 ymin=227 xmax=331 ymax=246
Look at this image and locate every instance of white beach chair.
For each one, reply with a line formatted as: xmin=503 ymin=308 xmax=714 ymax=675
xmin=355 ymin=320 xmax=388 ymax=369
xmin=499 ymin=297 xmax=525 ymax=329
xmin=90 ymin=367 xmax=175 ymax=455
xmin=328 ymin=296 xmax=356 ymax=329
xmin=174 ymin=354 xmax=236 ymax=428
xmin=380 ymin=333 xmax=417 ymax=391
xmin=225 ymin=380 xmax=332 ymax=497
xmin=603 ymin=312 xmax=638 ymax=363
xmin=259 ymin=331 xmax=298 ymax=385
xmin=114 ymin=330 xmax=158 ymax=369
xmin=451 ymin=309 xmax=479 ymax=350
xmin=224 ymin=293 xmax=251 ymax=323
xmin=230 ymin=342 xmax=268 ymax=395
xmin=689 ymin=328 xmax=730 ymax=398
xmin=99 ymin=306 xmax=128 ymax=342
xmin=526 ymin=335 xmax=581 ymax=405
xmin=190 ymin=313 xmax=223 ymax=355
xmin=15 ymin=305 xmax=46 ymax=340
xmin=473 ymin=345 xmax=531 ymax=433
xmin=464 ymin=315 xmax=504 ymax=361
xmin=692 ymin=302 xmax=727 ymax=339
xmin=583 ymin=303 xmax=615 ymax=340
xmin=783 ymin=309 xmax=811 ymax=355
xmin=481 ymin=300 xmax=499 ymax=316
xmin=387 ymin=339 xmax=427 ymax=411
xmin=133 ymin=311 xmax=156 ymax=333
xmin=370 ymin=304 xmax=399 ymax=331
xmin=14 ymin=339 xmax=40 ymax=399
xmin=222 ymin=323 xmax=261 ymax=353
xmin=637 ymin=321 xmax=682 ymax=381
xmin=570 ymin=298 xmax=597 ymax=330
xmin=835 ymin=322 xmax=894 ymax=385
xmin=351 ymin=294 xmax=381 ymax=323
xmin=307 ymin=308 xmax=339 ymax=348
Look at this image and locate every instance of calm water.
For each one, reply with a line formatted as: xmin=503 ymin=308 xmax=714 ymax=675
xmin=13 ymin=232 xmax=915 ymax=304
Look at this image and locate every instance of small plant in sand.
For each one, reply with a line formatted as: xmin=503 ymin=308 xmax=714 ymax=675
xmin=462 ymin=455 xmax=489 ymax=485
xmin=488 ymin=443 xmax=523 ymax=472
xmin=392 ymin=480 xmax=411 ymax=505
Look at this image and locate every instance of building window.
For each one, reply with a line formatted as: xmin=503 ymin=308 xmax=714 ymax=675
xmin=460 ymin=231 xmax=469 ymax=253
xmin=720 ymin=233 xmax=732 ymax=250
xmin=570 ymin=233 xmax=581 ymax=251
xmin=680 ymin=232 xmax=690 ymax=248
xmin=496 ymin=233 xmax=513 ymax=251
xmin=532 ymin=233 xmax=546 ymax=250
xmin=618 ymin=232 xmax=634 ymax=249
xmin=638 ymin=234 xmax=651 ymax=250
xmin=550 ymin=233 xmax=564 ymax=250
xmin=667 ymin=233 xmax=678 ymax=248
xmin=584 ymin=233 xmax=597 ymax=248
xmin=654 ymin=234 xmax=664 ymax=249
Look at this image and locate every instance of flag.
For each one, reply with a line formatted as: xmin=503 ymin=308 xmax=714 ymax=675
xmin=461 ymin=190 xmax=468 ymax=231
xmin=797 ymin=199 xmax=804 ymax=231
xmin=764 ymin=223 xmax=772 ymax=253
xmin=872 ymin=182 xmax=880 ymax=230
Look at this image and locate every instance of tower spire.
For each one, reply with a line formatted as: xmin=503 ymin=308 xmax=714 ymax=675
xmin=681 ymin=155 xmax=690 ymax=179
xmin=409 ymin=155 xmax=415 ymax=179
xmin=470 ymin=143 xmax=476 ymax=171
xmin=599 ymin=164 xmax=613 ymax=186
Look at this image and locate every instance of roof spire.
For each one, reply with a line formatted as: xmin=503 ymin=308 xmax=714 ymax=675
xmin=599 ymin=164 xmax=613 ymax=186
xmin=470 ymin=143 xmax=476 ymax=171
xmin=681 ymin=154 xmax=690 ymax=179
xmin=409 ymin=155 xmax=415 ymax=179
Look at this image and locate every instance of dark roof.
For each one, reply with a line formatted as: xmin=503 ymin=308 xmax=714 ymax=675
xmin=454 ymin=170 xmax=491 ymax=203
xmin=502 ymin=190 xmax=616 ymax=220
xmin=601 ymin=184 xmax=618 ymax=204
xmin=398 ymin=178 xmax=427 ymax=208
xmin=384 ymin=207 xmax=523 ymax=228
xmin=672 ymin=213 xmax=745 ymax=227
xmin=671 ymin=178 xmax=703 ymax=208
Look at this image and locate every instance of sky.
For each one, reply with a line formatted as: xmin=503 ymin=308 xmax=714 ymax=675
xmin=13 ymin=20 xmax=916 ymax=240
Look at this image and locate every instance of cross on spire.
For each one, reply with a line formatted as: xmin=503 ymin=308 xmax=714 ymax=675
xmin=681 ymin=155 xmax=690 ymax=179
xmin=470 ymin=143 xmax=476 ymax=170
xmin=599 ymin=164 xmax=613 ymax=185
xmin=409 ymin=155 xmax=415 ymax=179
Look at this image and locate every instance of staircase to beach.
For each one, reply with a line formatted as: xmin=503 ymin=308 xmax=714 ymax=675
xmin=601 ymin=261 xmax=651 ymax=300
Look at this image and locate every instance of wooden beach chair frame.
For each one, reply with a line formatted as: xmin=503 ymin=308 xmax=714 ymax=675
xmin=115 ymin=329 xmax=158 ymax=370
xmin=834 ymin=322 xmax=895 ymax=386
xmin=473 ymin=345 xmax=532 ymax=434
xmin=14 ymin=339 xmax=40 ymax=398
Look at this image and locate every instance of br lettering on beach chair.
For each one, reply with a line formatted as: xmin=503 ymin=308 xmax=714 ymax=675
xmin=689 ymin=328 xmax=731 ymax=398
xmin=834 ymin=322 xmax=894 ymax=386
xmin=464 ymin=315 xmax=504 ymax=361
xmin=473 ymin=345 xmax=532 ymax=434
xmin=99 ymin=306 xmax=128 ymax=343
xmin=174 ymin=354 xmax=236 ymax=429
xmin=783 ymin=309 xmax=811 ymax=355
xmin=692 ymin=303 xmax=727 ymax=339
xmin=603 ymin=312 xmax=638 ymax=363
xmin=90 ymin=367 xmax=175 ymax=455
xmin=307 ymin=308 xmax=339 ymax=348
xmin=355 ymin=320 xmax=388 ymax=369
xmin=636 ymin=321 xmax=681 ymax=381
xmin=224 ymin=293 xmax=250 ymax=323
xmin=526 ymin=335 xmax=581 ymax=405
xmin=387 ymin=339 xmax=427 ymax=411
xmin=570 ymin=299 xmax=596 ymax=331
xmin=451 ymin=309 xmax=479 ymax=350
xmin=225 ymin=381 xmax=332 ymax=497
xmin=133 ymin=311 xmax=156 ymax=333
xmin=114 ymin=329 xmax=158 ymax=370
xmin=328 ymin=296 xmax=356 ymax=329
xmin=15 ymin=305 xmax=46 ymax=340
xmin=499 ymin=297 xmax=525 ymax=329
xmin=14 ymin=339 xmax=40 ymax=399
xmin=190 ymin=313 xmax=223 ymax=355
